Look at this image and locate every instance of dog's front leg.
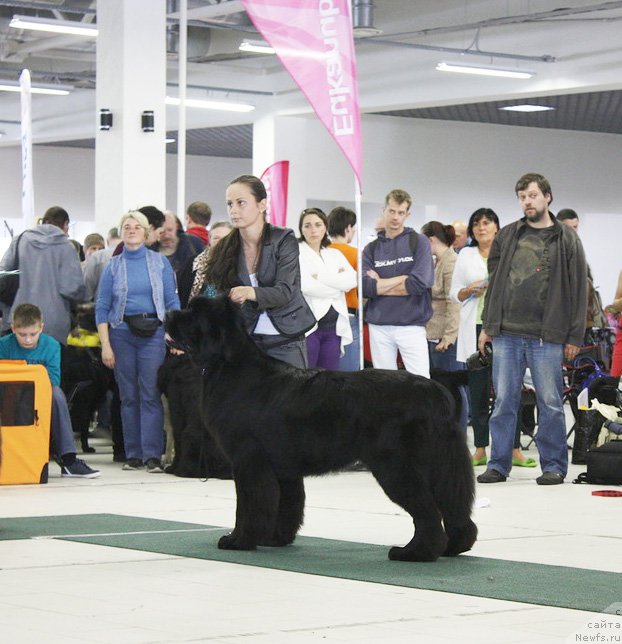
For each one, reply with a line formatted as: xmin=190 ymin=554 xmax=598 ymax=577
xmin=218 ymin=440 xmax=280 ymax=550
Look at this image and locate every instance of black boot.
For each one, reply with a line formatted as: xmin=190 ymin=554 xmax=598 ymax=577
xmin=571 ymin=409 xmax=604 ymax=465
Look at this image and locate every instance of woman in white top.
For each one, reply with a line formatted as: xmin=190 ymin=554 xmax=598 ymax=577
xmin=298 ymin=208 xmax=356 ymax=369
xmin=451 ymin=208 xmax=534 ymax=468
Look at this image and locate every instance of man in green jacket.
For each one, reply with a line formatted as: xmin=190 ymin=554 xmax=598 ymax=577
xmin=477 ymin=173 xmax=587 ymax=486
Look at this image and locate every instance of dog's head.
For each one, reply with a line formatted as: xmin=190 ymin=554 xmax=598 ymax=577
xmin=165 ymin=295 xmax=249 ymax=363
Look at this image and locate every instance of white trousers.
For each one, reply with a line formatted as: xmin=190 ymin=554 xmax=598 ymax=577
xmin=368 ymin=323 xmax=430 ymax=378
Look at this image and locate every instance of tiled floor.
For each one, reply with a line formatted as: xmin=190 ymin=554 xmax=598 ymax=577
xmin=0 ymin=431 xmax=620 ymax=644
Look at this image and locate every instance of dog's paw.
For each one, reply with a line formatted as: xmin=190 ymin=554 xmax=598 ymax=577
xmin=443 ymin=520 xmax=478 ymax=557
xmin=388 ymin=545 xmax=440 ymax=562
xmin=218 ymin=533 xmax=256 ymax=551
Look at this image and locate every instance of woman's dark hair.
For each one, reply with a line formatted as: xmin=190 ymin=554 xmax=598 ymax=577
xmin=421 ymin=221 xmax=455 ymax=247
xmin=230 ymin=174 xmax=268 ymax=202
xmin=298 ymin=208 xmax=330 ymax=248
xmin=467 ymin=208 xmax=500 ymax=247
xmin=203 ymin=175 xmax=267 ymax=291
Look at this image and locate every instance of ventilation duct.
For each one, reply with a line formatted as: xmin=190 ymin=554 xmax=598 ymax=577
xmin=352 ymin=0 xmax=382 ymax=37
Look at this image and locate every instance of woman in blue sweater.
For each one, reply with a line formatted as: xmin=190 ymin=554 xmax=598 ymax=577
xmin=96 ymin=211 xmax=180 ymax=473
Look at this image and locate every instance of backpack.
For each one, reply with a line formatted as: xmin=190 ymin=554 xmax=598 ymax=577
xmin=573 ymin=441 xmax=622 ymax=485
xmin=366 ymin=230 xmax=419 ymax=261
xmin=586 ymin=275 xmax=607 ymax=329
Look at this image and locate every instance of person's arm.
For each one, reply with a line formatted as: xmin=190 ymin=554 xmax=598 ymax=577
xmin=83 ymin=252 xmax=104 ymax=301
xmin=58 ymin=244 xmax=87 ymax=302
xmin=314 ymin=249 xmax=357 ymax=292
xmin=44 ymin=338 xmax=61 ymax=387
xmin=403 ymin=234 xmax=435 ymax=297
xmin=95 ymin=265 xmax=115 ymax=369
xmin=481 ymin=235 xmax=501 ymax=328
xmin=300 ymin=248 xmax=342 ymax=299
xmin=0 ymin=237 xmax=18 ymax=272
xmin=162 ymin=259 xmax=181 ymax=311
xmin=97 ymin=322 xmax=115 ymax=369
xmin=438 ymin=256 xmax=461 ymax=348
xmin=368 ymin=273 xmax=408 ymax=296
xmin=361 ymin=243 xmax=378 ymax=299
xmin=450 ymin=253 xmax=487 ymax=303
xmin=605 ymin=270 xmax=622 ymax=312
xmin=565 ymin=233 xmax=588 ymax=357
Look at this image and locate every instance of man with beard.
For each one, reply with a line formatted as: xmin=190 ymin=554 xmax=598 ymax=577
xmin=477 ymin=173 xmax=587 ymax=486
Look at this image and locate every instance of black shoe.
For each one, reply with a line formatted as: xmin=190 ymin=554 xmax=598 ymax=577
xmin=122 ymin=459 xmax=144 ymax=471
xmin=477 ymin=468 xmax=507 ymax=483
xmin=536 ymin=471 xmax=564 ymax=486
xmin=145 ymin=458 xmax=164 ymax=473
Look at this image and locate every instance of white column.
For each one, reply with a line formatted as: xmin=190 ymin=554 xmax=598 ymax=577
xmin=253 ymin=114 xmax=308 ymax=230
xmin=95 ymin=0 xmax=167 ymax=231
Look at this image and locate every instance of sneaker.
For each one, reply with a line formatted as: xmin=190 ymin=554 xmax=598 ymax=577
xmin=122 ymin=459 xmax=144 ymax=471
xmin=536 ymin=471 xmax=564 ymax=486
xmin=61 ymin=458 xmax=100 ymax=479
xmin=145 ymin=458 xmax=164 ymax=473
xmin=477 ymin=468 xmax=507 ymax=483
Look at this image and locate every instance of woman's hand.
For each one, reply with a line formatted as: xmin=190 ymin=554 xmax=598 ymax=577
xmin=467 ymin=280 xmax=487 ymax=299
xmin=435 ymin=340 xmax=452 ymax=352
xmin=229 ymin=286 xmax=257 ymax=304
xmin=101 ymin=344 xmax=115 ymax=369
xmin=366 ymin=269 xmax=380 ymax=280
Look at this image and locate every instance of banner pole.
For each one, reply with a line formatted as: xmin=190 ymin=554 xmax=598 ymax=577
xmin=355 ymin=176 xmax=364 ymax=370
xmin=176 ymin=0 xmax=188 ymax=222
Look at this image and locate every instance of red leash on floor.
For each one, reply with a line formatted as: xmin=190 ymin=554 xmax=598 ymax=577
xmin=592 ymin=490 xmax=622 ymax=497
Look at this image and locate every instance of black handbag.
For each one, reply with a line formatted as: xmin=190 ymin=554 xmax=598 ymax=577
xmin=0 ymin=232 xmax=24 ymax=307
xmin=123 ymin=314 xmax=161 ymax=338
xmin=573 ymin=440 xmax=622 ymax=485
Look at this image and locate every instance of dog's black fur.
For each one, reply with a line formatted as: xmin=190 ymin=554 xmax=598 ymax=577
xmin=165 ymin=296 xmax=477 ymax=561
xmin=157 ymin=353 xmax=232 ymax=479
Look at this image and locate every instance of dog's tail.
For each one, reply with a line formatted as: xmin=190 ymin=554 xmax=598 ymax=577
xmin=428 ymin=386 xmax=477 ymax=555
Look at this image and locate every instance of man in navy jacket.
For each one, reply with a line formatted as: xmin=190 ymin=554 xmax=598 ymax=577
xmin=362 ymin=189 xmax=434 ymax=377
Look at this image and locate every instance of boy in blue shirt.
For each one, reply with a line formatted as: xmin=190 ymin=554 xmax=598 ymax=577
xmin=0 ymin=303 xmax=99 ymax=478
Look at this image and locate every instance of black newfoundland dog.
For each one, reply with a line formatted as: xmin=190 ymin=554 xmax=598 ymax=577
xmin=165 ymin=296 xmax=477 ymax=561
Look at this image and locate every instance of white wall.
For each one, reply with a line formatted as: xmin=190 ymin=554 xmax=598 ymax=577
xmin=302 ymin=115 xmax=622 ymax=303
xmin=0 ymin=145 xmax=250 ymax=253
xmin=0 ymin=115 xmax=619 ymax=301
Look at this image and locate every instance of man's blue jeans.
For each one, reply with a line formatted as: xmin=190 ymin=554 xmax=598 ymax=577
xmin=488 ymin=334 xmax=567 ymax=477
xmin=110 ymin=326 xmax=166 ymax=462
xmin=338 ymin=313 xmax=360 ymax=371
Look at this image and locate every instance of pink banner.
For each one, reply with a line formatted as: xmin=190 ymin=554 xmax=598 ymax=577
xmin=241 ymin=0 xmax=362 ymax=188
xmin=261 ymin=160 xmax=290 ymax=227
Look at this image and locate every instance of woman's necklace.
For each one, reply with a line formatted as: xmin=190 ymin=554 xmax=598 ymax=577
xmin=243 ymin=242 xmax=260 ymax=274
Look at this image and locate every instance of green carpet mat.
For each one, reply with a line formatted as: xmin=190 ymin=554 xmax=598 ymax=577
xmin=3 ymin=513 xmax=617 ymax=613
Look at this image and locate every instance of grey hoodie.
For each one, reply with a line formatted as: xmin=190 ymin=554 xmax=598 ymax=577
xmin=0 ymin=224 xmax=86 ymax=343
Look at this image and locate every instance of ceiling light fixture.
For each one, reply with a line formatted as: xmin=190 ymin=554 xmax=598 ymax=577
xmin=499 ymin=104 xmax=554 ymax=112
xmin=0 ymin=81 xmax=72 ymax=95
xmin=165 ymin=96 xmax=255 ymax=113
xmin=239 ymin=39 xmax=275 ymax=55
xmin=9 ymin=14 xmax=98 ymax=37
xmin=436 ymin=61 xmax=535 ymax=79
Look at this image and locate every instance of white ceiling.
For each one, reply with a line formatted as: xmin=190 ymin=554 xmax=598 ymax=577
xmin=1 ymin=0 xmax=622 ymax=154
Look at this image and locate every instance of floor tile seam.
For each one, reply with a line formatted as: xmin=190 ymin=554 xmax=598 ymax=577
xmin=0 ymin=554 xmax=182 ymax=572
xmin=282 ymin=606 xmax=543 ymax=634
